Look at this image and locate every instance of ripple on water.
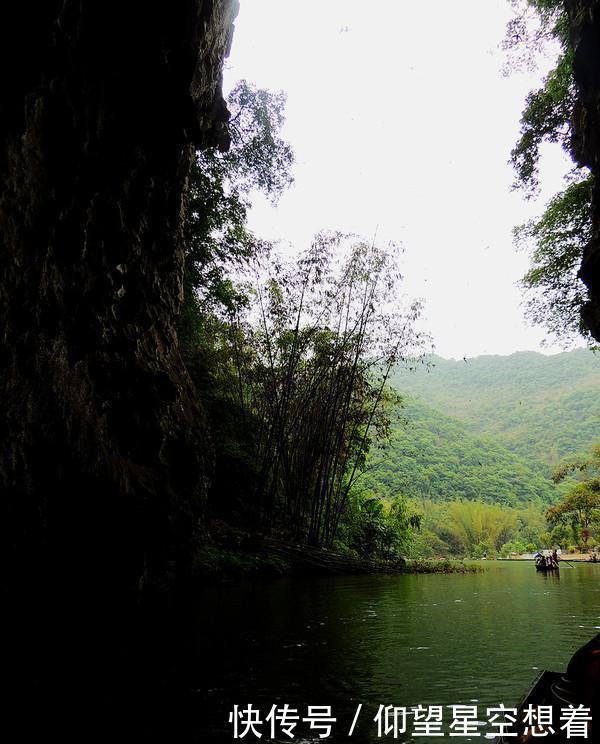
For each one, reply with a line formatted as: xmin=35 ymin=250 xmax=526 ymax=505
xmin=196 ymin=562 xmax=599 ymax=743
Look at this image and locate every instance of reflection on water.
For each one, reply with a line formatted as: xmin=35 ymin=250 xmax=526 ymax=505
xmin=192 ymin=562 xmax=600 ymax=742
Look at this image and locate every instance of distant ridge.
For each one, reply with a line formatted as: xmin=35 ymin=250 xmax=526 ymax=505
xmin=389 ymin=349 xmax=600 ymax=471
xmin=362 ymin=395 xmax=560 ymax=507
xmin=362 ymin=349 xmax=599 ymax=507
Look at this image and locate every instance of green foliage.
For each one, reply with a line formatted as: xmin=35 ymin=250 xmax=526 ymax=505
xmin=225 ymin=83 xmax=294 ymax=196
xmin=430 ymin=501 xmax=516 ymax=557
xmin=361 ymin=395 xmax=562 ymax=509
xmin=552 ymin=441 xmax=600 ymax=483
xmin=179 ymin=80 xmax=427 ymax=556
xmin=389 ymin=350 xmax=600 ymax=474
xmin=548 ymin=523 xmax=573 ymax=547
xmin=498 ymin=508 xmax=547 ymax=555
xmin=403 ymin=559 xmax=481 ymax=574
xmin=229 ymin=235 xmax=426 ymax=545
xmin=516 ymin=177 xmax=593 ymax=343
xmin=406 ymin=528 xmax=452 ymax=559
xmin=546 ymin=483 xmax=600 ymax=550
xmin=338 ymin=492 xmax=422 ymax=560
xmin=179 ymin=80 xmax=294 ymax=355
xmin=499 ymin=540 xmax=528 ymax=558
xmin=407 ymin=499 xmax=547 ymax=559
xmin=178 ymin=80 xmax=295 ymax=527
xmin=506 ymin=1 xmax=594 ymax=343
xmin=547 ymin=442 xmax=600 ymax=550
xmin=363 ymin=351 xmax=599 ymax=558
xmin=511 ymin=51 xmax=574 ymax=194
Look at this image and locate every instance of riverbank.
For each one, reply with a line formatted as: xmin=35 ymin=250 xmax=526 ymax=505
xmin=194 ymin=527 xmax=481 ymax=580
xmin=404 ymin=558 xmax=481 ymax=573
xmin=500 ymin=552 xmax=598 ymax=562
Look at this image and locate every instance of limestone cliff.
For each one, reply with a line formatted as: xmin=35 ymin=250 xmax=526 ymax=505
xmin=0 ymin=0 xmax=237 ymax=707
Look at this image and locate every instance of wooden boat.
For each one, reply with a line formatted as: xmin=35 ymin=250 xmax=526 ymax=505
xmin=535 ymin=563 xmax=559 ymax=572
xmin=494 ymin=670 xmax=563 ymax=742
xmin=493 ymin=634 xmax=600 ymax=742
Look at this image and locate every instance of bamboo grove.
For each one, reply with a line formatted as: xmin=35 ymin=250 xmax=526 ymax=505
xmin=180 ymin=82 xmax=427 ymax=552
xmin=223 ymin=234 xmax=426 ymax=545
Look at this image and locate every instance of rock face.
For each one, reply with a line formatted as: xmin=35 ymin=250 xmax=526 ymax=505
xmin=0 ymin=0 xmax=237 ymax=706
xmin=567 ymin=0 xmax=600 ymax=340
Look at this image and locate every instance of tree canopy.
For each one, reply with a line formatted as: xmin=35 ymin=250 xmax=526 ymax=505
xmin=506 ymin=0 xmax=594 ymax=345
xmin=515 ymin=177 xmax=593 ymax=343
xmin=178 ymin=80 xmax=294 ymax=355
xmin=546 ymin=442 xmax=600 ymax=550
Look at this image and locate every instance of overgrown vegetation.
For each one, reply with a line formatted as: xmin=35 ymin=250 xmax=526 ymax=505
xmin=336 ymin=493 xmax=422 ymax=560
xmin=547 ymin=443 xmax=600 ymax=552
xmin=393 ymin=442 xmax=600 ymax=559
xmin=407 ymin=500 xmax=547 ymax=559
xmin=362 ymin=395 xmax=561 ymax=508
xmin=179 ymin=80 xmax=293 ymax=353
xmin=404 ymin=559 xmax=482 ymax=574
xmin=179 ymin=80 xmax=427 ymax=562
xmin=515 ymin=177 xmax=593 ymax=343
xmin=360 ymin=352 xmax=600 ymax=559
xmin=223 ymin=234 xmax=426 ymax=545
xmin=390 ymin=351 xmax=600 ymax=472
xmin=505 ymin=0 xmax=594 ymax=345
xmin=178 ymin=72 xmax=599 ymax=571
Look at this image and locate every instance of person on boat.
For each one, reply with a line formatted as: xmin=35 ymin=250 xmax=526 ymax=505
xmin=536 ymin=553 xmax=547 ymax=569
xmin=551 ymin=549 xmax=559 ymax=567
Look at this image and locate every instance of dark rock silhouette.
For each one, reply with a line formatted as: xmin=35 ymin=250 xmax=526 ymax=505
xmin=0 ymin=1 xmax=237 ymax=737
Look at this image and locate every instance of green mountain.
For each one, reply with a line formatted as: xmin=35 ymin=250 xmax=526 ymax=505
xmin=362 ymin=396 xmax=560 ymax=508
xmin=389 ymin=349 xmax=600 ymax=473
xmin=363 ymin=349 xmax=599 ymax=509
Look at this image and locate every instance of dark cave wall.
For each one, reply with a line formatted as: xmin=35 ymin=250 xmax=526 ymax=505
xmin=0 ymin=0 xmax=237 ymax=629
xmin=566 ymin=0 xmax=600 ymax=340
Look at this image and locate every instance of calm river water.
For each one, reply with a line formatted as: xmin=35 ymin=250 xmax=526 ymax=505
xmin=193 ymin=561 xmax=600 ymax=742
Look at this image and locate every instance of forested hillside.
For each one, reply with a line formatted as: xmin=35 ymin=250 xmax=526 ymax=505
xmin=361 ymin=351 xmax=599 ymax=557
xmin=361 ymin=396 xmax=561 ymax=508
xmin=389 ymin=350 xmax=600 ymax=472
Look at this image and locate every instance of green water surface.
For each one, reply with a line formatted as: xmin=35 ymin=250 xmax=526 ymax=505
xmin=195 ymin=561 xmax=600 ymax=741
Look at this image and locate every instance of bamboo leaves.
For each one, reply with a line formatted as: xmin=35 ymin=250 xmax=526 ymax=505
xmin=230 ymin=233 xmax=428 ymax=545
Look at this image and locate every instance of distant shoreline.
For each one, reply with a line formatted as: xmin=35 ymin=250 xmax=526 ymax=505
xmin=497 ymin=553 xmax=598 ymax=562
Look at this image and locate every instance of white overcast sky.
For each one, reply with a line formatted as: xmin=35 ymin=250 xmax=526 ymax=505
xmin=223 ymin=0 xmax=579 ymax=360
